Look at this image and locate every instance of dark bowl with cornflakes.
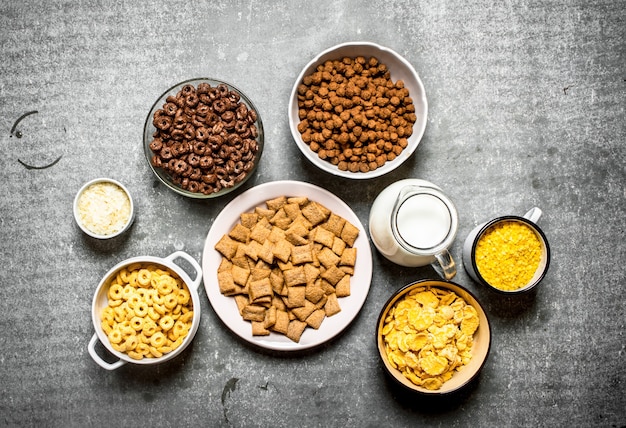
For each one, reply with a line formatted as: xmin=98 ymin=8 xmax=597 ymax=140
xmin=288 ymin=41 xmax=428 ymax=179
xmin=376 ymin=279 xmax=491 ymax=395
xmin=143 ymin=78 xmax=264 ymax=199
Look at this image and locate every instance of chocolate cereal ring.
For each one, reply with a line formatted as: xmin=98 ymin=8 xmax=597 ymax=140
xmin=199 ymin=156 xmax=213 ymax=169
xmin=188 ymin=180 xmax=200 ymax=193
xmin=154 ymin=115 xmax=173 ymax=131
xmin=187 ymin=153 xmax=200 ymax=167
xmin=163 ymin=102 xmax=178 ymax=116
xmin=149 ymin=138 xmax=163 ymax=151
xmin=159 ymin=146 xmax=173 ymax=160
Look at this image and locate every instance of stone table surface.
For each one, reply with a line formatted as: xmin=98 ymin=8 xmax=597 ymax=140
xmin=1 ymin=1 xmax=625 ymax=427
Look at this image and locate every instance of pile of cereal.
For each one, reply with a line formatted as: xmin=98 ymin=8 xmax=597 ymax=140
xmin=149 ymin=82 xmax=260 ymax=195
xmin=100 ymin=263 xmax=194 ymax=360
xmin=475 ymin=221 xmax=542 ymax=291
xmin=214 ymin=195 xmax=359 ymax=343
xmin=295 ymin=56 xmax=416 ymax=173
xmin=381 ymin=286 xmax=479 ymax=390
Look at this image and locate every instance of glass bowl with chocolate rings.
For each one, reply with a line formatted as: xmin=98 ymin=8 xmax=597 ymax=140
xmin=143 ymin=78 xmax=264 ymax=198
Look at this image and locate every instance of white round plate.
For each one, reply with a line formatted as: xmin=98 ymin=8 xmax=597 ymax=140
xmin=202 ymin=180 xmax=373 ymax=351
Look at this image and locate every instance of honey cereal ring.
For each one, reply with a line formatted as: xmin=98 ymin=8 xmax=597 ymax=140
xmin=156 ymin=279 xmax=174 ymax=295
xmin=136 ymin=269 xmax=152 ymax=287
xmin=176 ymin=289 xmax=190 ymax=305
xmin=126 ymin=294 xmax=141 ymax=309
xmin=150 ymin=332 xmax=167 ymax=348
xmin=124 ymin=335 xmax=138 ymax=351
xmin=108 ymin=328 xmax=123 ymax=345
xmin=147 ymin=307 xmax=160 ymax=321
xmin=101 ymin=320 xmax=113 ymax=335
xmin=151 ymin=292 xmax=164 ymax=305
xmin=153 ymin=303 xmax=167 ymax=316
xmin=109 ymin=297 xmax=123 ymax=308
xmin=111 ymin=342 xmax=127 ymax=353
xmin=158 ymin=345 xmax=173 ymax=354
xmin=163 ymin=294 xmax=178 ymax=310
xmin=159 ymin=315 xmax=175 ymax=331
xmin=101 ymin=306 xmax=115 ymax=322
xmin=119 ymin=321 xmax=135 ymax=337
xmin=171 ymin=337 xmax=185 ymax=349
xmin=136 ymin=342 xmax=151 ymax=356
xmin=142 ymin=320 xmax=158 ymax=337
xmin=173 ymin=320 xmax=188 ymax=337
xmin=128 ymin=268 xmax=139 ymax=283
xmin=108 ymin=284 xmax=124 ymax=301
xmin=179 ymin=311 xmax=193 ymax=324
xmin=134 ymin=301 xmax=149 ymax=318
xmin=127 ymin=350 xmax=143 ymax=360
xmin=149 ymin=347 xmax=163 ymax=358
xmin=136 ymin=288 xmax=149 ymax=299
xmin=130 ymin=316 xmax=144 ymax=331
xmin=121 ymin=284 xmax=135 ymax=300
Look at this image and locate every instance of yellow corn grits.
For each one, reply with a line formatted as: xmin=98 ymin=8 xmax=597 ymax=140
xmin=475 ymin=221 xmax=542 ymax=291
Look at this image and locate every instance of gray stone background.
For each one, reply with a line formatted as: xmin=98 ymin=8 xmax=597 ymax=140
xmin=1 ymin=0 xmax=624 ymax=427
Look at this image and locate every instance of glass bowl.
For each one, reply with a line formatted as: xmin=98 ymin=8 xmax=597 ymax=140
xmin=143 ymin=78 xmax=264 ymax=199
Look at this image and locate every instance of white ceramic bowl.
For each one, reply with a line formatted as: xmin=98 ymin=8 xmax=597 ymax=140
xmin=88 ymin=251 xmax=202 ymax=370
xmin=73 ymin=178 xmax=135 ymax=239
xmin=377 ymin=279 xmax=491 ymax=394
xmin=289 ymin=41 xmax=428 ymax=179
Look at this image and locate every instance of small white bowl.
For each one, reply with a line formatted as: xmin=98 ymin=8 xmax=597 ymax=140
xmin=73 ymin=178 xmax=135 ymax=239
xmin=289 ymin=41 xmax=428 ymax=179
xmin=88 ymin=251 xmax=202 ymax=370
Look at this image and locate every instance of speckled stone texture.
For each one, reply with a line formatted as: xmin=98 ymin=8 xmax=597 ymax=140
xmin=1 ymin=1 xmax=624 ymax=427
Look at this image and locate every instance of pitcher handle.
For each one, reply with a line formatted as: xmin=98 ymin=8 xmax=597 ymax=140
xmin=433 ymin=249 xmax=456 ymax=280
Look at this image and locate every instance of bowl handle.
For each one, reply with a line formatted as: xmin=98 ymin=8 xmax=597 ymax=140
xmin=523 ymin=207 xmax=543 ymax=224
xmin=165 ymin=251 xmax=203 ymax=291
xmin=87 ymin=334 xmax=126 ymax=371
